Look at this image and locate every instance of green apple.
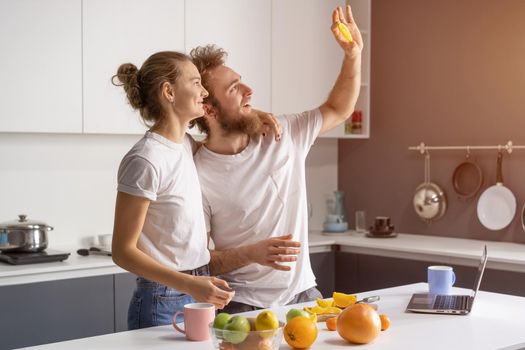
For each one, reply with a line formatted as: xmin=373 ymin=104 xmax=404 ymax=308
xmin=286 ymin=308 xmax=310 ymax=322
xmin=212 ymin=312 xmax=232 ymax=339
xmin=213 ymin=313 xmax=232 ymax=329
xmin=223 ymin=315 xmax=251 ymax=344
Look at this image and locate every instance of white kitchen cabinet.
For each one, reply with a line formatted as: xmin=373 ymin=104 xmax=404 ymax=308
xmin=185 ymin=0 xmax=272 ymax=113
xmin=82 ymin=0 xmax=185 ymax=134
xmin=272 ymin=0 xmax=371 ymax=139
xmin=0 ymin=0 xmax=82 ymax=133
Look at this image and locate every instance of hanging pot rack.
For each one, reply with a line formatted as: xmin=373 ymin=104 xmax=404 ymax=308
xmin=408 ymin=141 xmax=525 ymax=154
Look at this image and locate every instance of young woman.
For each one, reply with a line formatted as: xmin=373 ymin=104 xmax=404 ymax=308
xmin=111 ymin=51 xmax=234 ymax=330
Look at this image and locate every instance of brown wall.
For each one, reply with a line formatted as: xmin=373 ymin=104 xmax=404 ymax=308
xmin=339 ymin=0 xmax=525 ymax=243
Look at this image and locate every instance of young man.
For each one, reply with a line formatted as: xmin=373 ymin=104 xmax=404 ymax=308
xmin=190 ymin=5 xmax=363 ymax=313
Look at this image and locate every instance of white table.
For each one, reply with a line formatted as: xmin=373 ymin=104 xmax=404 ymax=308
xmin=25 ymin=283 xmax=525 ymax=350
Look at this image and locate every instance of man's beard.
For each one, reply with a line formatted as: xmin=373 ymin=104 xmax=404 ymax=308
xmin=215 ymin=101 xmax=262 ymax=135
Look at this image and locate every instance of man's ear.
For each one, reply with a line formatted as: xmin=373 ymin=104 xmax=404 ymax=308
xmin=161 ymin=82 xmax=175 ymax=103
xmin=203 ymin=103 xmax=217 ymax=119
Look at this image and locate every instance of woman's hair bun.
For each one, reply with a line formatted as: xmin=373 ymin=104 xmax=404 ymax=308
xmin=112 ymin=63 xmax=144 ymax=109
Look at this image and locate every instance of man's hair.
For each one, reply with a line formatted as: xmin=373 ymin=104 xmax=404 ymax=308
xmin=189 ymin=45 xmax=228 ymax=134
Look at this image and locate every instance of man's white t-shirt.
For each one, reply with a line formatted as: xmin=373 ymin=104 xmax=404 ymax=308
xmin=117 ymin=131 xmax=210 ymax=271
xmin=194 ymin=109 xmax=322 ymax=308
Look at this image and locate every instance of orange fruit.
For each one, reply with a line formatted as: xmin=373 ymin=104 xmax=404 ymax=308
xmin=325 ymin=316 xmax=337 ymax=331
xmin=336 ymin=304 xmax=381 ymax=344
xmin=379 ymin=314 xmax=391 ymax=331
xmin=284 ymin=316 xmax=318 ymax=349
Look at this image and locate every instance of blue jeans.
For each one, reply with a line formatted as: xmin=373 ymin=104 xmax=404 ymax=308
xmin=127 ymin=265 xmax=210 ymax=330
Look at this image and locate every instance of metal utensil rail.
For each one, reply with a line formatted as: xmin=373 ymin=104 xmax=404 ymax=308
xmin=408 ymin=141 xmax=525 ymax=154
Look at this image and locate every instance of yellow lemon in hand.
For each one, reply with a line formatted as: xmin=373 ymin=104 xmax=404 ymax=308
xmin=338 ymin=22 xmax=353 ymax=43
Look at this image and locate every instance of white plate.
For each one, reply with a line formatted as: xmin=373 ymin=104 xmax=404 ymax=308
xmin=477 ymin=184 xmax=516 ymax=230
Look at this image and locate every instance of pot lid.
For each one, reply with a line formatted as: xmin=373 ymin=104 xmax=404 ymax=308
xmin=0 ymin=214 xmax=53 ymax=230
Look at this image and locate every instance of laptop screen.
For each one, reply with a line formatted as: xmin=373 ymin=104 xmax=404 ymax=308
xmin=471 ymin=245 xmax=488 ymax=298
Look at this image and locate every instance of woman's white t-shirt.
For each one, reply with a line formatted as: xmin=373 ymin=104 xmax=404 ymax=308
xmin=117 ymin=131 xmax=209 ymax=271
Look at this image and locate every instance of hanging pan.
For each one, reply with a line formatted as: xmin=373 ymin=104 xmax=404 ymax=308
xmin=521 ymin=203 xmax=525 ymax=233
xmin=476 ymin=151 xmax=516 ymax=230
xmin=413 ymin=152 xmax=447 ymax=222
xmin=452 ymin=149 xmax=483 ymax=200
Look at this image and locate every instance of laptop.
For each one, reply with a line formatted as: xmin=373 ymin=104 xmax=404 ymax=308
xmin=406 ymin=245 xmax=488 ymax=315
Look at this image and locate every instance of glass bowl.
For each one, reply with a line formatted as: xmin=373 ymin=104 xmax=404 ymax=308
xmin=209 ymin=318 xmax=284 ymax=350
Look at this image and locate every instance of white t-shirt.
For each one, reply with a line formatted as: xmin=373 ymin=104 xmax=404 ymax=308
xmin=117 ymin=131 xmax=210 ymax=271
xmin=194 ymin=109 xmax=323 ymax=308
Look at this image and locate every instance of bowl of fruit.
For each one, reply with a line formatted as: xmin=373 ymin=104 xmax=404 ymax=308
xmin=209 ymin=311 xmax=284 ymax=350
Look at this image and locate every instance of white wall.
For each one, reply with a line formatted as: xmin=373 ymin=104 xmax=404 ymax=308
xmin=0 ymin=134 xmax=337 ymax=248
xmin=0 ymin=133 xmax=141 ymax=247
xmin=306 ymin=138 xmax=338 ymax=230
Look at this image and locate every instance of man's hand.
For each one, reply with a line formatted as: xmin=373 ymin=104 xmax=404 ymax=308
xmin=319 ymin=5 xmax=363 ymax=134
xmin=331 ymin=5 xmax=363 ymax=58
xmin=252 ymin=109 xmax=282 ymax=142
xmin=247 ymin=234 xmax=301 ymax=271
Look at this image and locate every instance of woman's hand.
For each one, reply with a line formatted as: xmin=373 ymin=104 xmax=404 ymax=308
xmin=252 ymin=109 xmax=282 ymax=142
xmin=186 ymin=276 xmax=235 ymax=310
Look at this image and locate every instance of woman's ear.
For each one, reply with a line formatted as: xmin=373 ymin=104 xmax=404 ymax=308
xmin=161 ymin=82 xmax=175 ymax=103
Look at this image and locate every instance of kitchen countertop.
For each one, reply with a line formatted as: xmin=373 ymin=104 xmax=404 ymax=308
xmin=309 ymin=230 xmax=525 ymax=273
xmin=23 ymin=283 xmax=525 ymax=350
xmin=1 ymin=231 xmax=525 ymax=286
xmin=0 ymin=245 xmax=124 ymax=286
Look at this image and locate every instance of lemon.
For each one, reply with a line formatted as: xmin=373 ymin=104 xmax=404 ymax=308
xmin=333 ymin=292 xmax=357 ymax=308
xmin=316 ymin=297 xmax=334 ymax=308
xmin=255 ymin=310 xmax=279 ymax=331
xmin=338 ymin=22 xmax=353 ymax=43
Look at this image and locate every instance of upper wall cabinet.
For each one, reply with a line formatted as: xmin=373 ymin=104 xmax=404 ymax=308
xmin=272 ymin=0 xmax=371 ymax=139
xmin=0 ymin=0 xmax=82 ymax=133
xmin=185 ymin=0 xmax=271 ymax=113
xmin=82 ymin=0 xmax=185 ymax=135
xmin=1 ymin=0 xmax=366 ymax=137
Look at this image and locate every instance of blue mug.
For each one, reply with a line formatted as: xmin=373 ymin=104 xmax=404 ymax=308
xmin=428 ymin=266 xmax=456 ymax=295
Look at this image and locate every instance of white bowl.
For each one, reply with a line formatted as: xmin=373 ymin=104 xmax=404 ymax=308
xmin=323 ymin=221 xmax=348 ymax=233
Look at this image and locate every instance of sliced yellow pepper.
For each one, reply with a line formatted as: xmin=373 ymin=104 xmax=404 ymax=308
xmin=316 ymin=297 xmax=334 ymax=308
xmin=304 ymin=306 xmax=342 ymax=315
xmin=333 ymin=292 xmax=358 ymax=308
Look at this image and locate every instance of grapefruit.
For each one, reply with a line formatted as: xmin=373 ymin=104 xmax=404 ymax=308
xmin=336 ymin=304 xmax=381 ymax=344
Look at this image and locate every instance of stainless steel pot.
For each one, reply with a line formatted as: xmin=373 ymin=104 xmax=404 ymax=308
xmin=413 ymin=153 xmax=447 ymax=222
xmin=0 ymin=214 xmax=53 ymax=252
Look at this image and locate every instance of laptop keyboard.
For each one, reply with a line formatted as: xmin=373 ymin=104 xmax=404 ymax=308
xmin=433 ymin=295 xmax=470 ymax=310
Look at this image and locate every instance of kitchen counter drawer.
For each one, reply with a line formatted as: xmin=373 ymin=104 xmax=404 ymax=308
xmin=0 ymin=275 xmax=114 ymax=349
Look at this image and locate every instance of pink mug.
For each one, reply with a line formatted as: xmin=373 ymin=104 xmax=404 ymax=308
xmin=173 ymin=303 xmax=215 ymax=341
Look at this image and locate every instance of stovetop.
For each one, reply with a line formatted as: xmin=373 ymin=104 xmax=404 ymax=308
xmin=0 ymin=250 xmax=71 ymax=265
